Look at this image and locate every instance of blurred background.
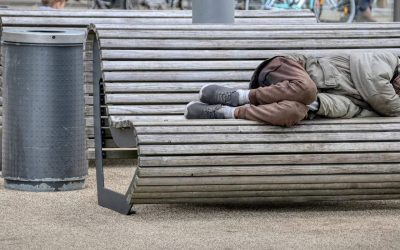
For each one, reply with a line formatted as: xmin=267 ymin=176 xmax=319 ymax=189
xmin=0 ymin=0 xmax=395 ymax=22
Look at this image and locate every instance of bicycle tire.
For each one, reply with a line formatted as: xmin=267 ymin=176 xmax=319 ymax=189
xmin=346 ymin=0 xmax=357 ymax=23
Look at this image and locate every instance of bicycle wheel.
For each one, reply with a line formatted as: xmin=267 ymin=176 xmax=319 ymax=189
xmin=320 ymin=0 xmax=356 ymax=23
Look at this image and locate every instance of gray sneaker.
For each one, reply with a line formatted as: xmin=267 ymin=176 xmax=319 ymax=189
xmin=185 ymin=101 xmax=226 ymax=119
xmin=199 ymin=84 xmax=240 ymax=106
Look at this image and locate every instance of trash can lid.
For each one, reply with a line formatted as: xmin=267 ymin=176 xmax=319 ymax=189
xmin=2 ymin=29 xmax=86 ymax=44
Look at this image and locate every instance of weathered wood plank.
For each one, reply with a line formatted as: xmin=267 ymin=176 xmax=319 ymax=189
xmin=104 ymin=82 xmax=248 ymax=93
xmin=139 ymin=142 xmax=400 ymax=155
xmin=132 ymin=188 xmax=400 ymax=199
xmin=94 ymin=23 xmax=400 ymax=31
xmin=110 ymin=116 xmax=400 ymax=128
xmin=106 ymin=93 xmax=197 ymax=104
xmin=137 ymin=164 xmax=400 ymax=177
xmin=100 ymin=38 xmax=400 ymax=49
xmin=100 ymin=48 xmax=400 ymax=60
xmin=136 ymin=174 xmax=400 ymax=186
xmin=134 ymin=123 xmax=400 ymax=134
xmin=103 ymin=71 xmax=252 ymax=82
xmin=99 ymin=29 xmax=400 ymax=39
xmin=134 ymin=182 xmax=400 ymax=193
xmin=102 ymin=60 xmax=259 ymax=71
xmin=133 ymin=194 xmax=400 ymax=204
xmin=137 ymin=132 xmax=400 ymax=144
xmin=139 ymin=153 xmax=400 ymax=167
xmin=108 ymin=105 xmax=185 ymax=115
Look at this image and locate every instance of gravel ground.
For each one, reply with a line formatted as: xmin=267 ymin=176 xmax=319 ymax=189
xmin=1 ymin=165 xmax=400 ymax=250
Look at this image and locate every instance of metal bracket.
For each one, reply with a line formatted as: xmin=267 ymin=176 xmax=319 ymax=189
xmin=92 ymin=35 xmax=134 ymax=215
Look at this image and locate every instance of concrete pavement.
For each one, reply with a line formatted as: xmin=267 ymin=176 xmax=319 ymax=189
xmin=1 ymin=164 xmax=400 ymax=250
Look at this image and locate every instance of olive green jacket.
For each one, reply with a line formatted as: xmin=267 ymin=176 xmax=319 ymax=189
xmin=286 ymin=51 xmax=400 ymax=118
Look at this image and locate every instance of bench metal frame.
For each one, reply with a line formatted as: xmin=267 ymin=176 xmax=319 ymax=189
xmin=92 ymin=35 xmax=134 ymax=214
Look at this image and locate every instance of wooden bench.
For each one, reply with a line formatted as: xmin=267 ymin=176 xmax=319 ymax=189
xmin=89 ymin=23 xmax=400 ymax=214
xmin=0 ymin=9 xmax=317 ymax=161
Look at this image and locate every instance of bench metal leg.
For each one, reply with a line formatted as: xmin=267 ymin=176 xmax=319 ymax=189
xmin=92 ymin=35 xmax=134 ymax=215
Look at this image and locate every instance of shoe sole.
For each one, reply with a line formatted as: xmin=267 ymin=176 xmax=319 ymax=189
xmin=184 ymin=101 xmax=202 ymax=119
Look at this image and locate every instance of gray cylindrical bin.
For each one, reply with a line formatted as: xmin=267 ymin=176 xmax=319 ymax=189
xmin=192 ymin=0 xmax=235 ymax=24
xmin=1 ymin=29 xmax=87 ymax=191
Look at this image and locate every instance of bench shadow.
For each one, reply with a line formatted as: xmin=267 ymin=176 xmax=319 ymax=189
xmin=134 ymin=200 xmax=400 ymax=218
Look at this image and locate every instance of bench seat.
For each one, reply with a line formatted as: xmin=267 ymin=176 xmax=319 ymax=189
xmin=129 ymin=118 xmax=400 ymax=205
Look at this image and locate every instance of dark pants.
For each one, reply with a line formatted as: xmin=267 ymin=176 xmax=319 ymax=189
xmin=236 ymin=57 xmax=317 ymax=127
xmin=358 ymin=0 xmax=372 ymax=11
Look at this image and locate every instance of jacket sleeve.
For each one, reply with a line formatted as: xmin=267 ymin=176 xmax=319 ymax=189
xmin=350 ymin=52 xmax=400 ymax=116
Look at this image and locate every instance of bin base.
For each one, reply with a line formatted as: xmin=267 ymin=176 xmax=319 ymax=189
xmin=4 ymin=179 xmax=85 ymax=192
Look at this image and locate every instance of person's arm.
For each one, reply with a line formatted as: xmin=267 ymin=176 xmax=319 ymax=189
xmin=350 ymin=52 xmax=400 ymax=116
xmin=316 ymin=93 xmax=378 ymax=118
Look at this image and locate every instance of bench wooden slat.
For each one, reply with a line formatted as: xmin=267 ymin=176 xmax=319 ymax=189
xmin=136 ymin=174 xmax=400 ymax=186
xmin=103 ymin=71 xmax=252 ymax=82
xmin=106 ymin=93 xmax=198 ymax=104
xmin=100 ymin=48 xmax=400 ymax=60
xmin=108 ymin=105 xmax=185 ymax=115
xmin=104 ymin=82 xmax=249 ymax=93
xmin=94 ymin=23 xmax=400 ymax=30
xmin=137 ymin=132 xmax=400 ymax=144
xmin=134 ymin=182 xmax=400 ymax=193
xmin=99 ymin=38 xmax=400 ymax=49
xmin=109 ymin=116 xmax=400 ymax=128
xmin=102 ymin=60 xmax=259 ymax=71
xmin=134 ymin=123 xmax=400 ymax=134
xmin=139 ymin=142 xmax=400 ymax=155
xmin=98 ymin=29 xmax=400 ymax=39
xmin=139 ymin=153 xmax=400 ymax=167
xmin=133 ymin=194 xmax=400 ymax=204
xmin=132 ymin=188 xmax=400 ymax=199
xmin=137 ymin=164 xmax=400 ymax=177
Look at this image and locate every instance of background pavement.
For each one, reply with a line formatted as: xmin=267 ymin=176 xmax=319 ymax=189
xmin=1 ymin=164 xmax=400 ymax=250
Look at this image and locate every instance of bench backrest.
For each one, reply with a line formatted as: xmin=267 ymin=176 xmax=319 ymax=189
xmin=90 ymin=23 xmax=400 ymax=131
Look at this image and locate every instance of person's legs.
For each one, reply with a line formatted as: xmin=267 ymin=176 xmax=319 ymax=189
xmin=186 ymin=56 xmax=317 ymax=126
xmin=235 ymin=101 xmax=309 ymax=127
xmin=357 ymin=0 xmax=376 ymax=22
xmin=200 ymin=56 xmax=317 ymax=106
xmin=185 ymin=100 xmax=308 ymax=127
xmin=358 ymin=0 xmax=371 ymax=11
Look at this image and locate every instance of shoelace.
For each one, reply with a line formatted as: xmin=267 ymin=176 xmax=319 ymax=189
xmin=205 ymin=105 xmax=222 ymax=118
xmin=216 ymin=90 xmax=235 ymax=104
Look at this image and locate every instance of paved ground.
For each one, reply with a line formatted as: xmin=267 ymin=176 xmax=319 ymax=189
xmin=1 ymin=164 xmax=400 ymax=250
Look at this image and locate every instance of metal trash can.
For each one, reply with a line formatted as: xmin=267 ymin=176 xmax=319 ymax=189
xmin=1 ymin=29 xmax=87 ymax=191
